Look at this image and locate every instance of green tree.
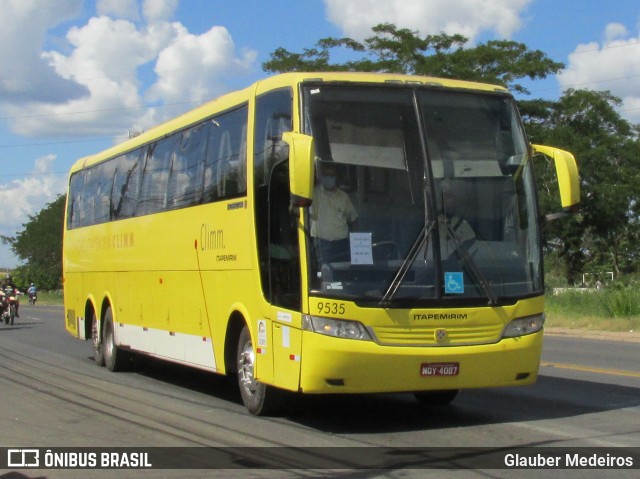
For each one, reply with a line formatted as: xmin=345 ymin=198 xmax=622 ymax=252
xmin=265 ymin=24 xmax=640 ymax=285
xmin=263 ymin=23 xmax=563 ymax=93
xmin=1 ymin=194 xmax=65 ymax=290
xmin=524 ymin=90 xmax=640 ymax=283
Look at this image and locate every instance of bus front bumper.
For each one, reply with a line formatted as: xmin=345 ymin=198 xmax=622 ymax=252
xmin=298 ymin=330 xmax=543 ymax=394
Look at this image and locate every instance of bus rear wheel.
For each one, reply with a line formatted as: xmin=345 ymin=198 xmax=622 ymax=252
xmin=103 ymin=307 xmax=129 ymax=372
xmin=236 ymin=325 xmax=282 ymax=416
xmin=91 ymin=312 xmax=105 ymax=367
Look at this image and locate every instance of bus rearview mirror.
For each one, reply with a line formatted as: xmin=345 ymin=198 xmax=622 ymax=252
xmin=532 ymin=144 xmax=580 ymax=211
xmin=282 ymin=132 xmax=314 ymax=206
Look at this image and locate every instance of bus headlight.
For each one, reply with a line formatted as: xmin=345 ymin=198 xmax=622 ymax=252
xmin=502 ymin=314 xmax=545 ymax=338
xmin=302 ymin=315 xmax=373 ymax=341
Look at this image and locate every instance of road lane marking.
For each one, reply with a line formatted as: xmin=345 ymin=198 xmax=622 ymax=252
xmin=540 ymin=361 xmax=640 ymax=378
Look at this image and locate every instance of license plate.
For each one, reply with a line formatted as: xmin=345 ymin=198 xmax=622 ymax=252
xmin=420 ymin=362 xmax=460 ymax=377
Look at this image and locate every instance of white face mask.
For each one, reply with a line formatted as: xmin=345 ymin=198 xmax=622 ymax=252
xmin=321 ymin=175 xmax=336 ymax=190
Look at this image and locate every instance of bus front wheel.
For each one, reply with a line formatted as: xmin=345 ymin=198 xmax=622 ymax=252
xmin=236 ymin=325 xmax=282 ymax=416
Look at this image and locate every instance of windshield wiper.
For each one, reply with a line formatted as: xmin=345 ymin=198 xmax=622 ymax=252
xmin=444 ymin=223 xmax=499 ymax=306
xmin=379 ymin=219 xmax=435 ymax=308
xmin=379 ymin=150 xmax=437 ymax=308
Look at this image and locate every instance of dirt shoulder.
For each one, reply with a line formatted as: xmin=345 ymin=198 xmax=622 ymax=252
xmin=545 ymin=327 xmax=640 ymax=343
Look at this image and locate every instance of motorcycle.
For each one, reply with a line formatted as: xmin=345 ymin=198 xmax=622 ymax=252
xmin=28 ymin=291 xmax=37 ymax=305
xmin=1 ymin=289 xmax=18 ymax=325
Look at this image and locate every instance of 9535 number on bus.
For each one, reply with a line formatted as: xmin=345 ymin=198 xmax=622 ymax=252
xmin=316 ymin=302 xmax=346 ymax=315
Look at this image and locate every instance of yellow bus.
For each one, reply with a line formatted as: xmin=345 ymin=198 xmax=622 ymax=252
xmin=63 ymin=72 xmax=579 ymax=415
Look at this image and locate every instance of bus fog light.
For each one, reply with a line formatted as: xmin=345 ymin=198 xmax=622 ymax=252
xmin=302 ymin=315 xmax=372 ymax=341
xmin=502 ymin=314 xmax=545 ymax=338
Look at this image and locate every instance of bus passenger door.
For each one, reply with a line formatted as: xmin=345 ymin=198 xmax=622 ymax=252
xmin=262 ymin=161 xmax=304 ymax=391
xmin=272 ymin=311 xmax=303 ymax=392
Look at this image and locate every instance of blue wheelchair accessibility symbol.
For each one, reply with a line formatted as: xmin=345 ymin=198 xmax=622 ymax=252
xmin=444 ymin=272 xmax=464 ymax=294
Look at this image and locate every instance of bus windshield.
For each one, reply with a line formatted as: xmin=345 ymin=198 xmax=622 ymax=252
xmin=302 ymin=84 xmax=540 ymax=306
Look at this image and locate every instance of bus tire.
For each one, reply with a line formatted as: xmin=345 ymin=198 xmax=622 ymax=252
xmin=414 ymin=389 xmax=459 ymax=406
xmin=236 ymin=324 xmax=283 ymax=416
xmin=103 ymin=307 xmax=129 ymax=372
xmin=91 ymin=312 xmax=105 ymax=367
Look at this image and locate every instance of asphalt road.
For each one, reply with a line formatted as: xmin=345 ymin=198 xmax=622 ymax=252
xmin=0 ymin=304 xmax=638 ymax=478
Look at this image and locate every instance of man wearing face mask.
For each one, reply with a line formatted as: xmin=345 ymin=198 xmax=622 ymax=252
xmin=310 ymin=162 xmax=358 ymax=262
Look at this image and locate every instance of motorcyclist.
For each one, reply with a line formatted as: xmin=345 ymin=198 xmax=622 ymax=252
xmin=1 ymin=275 xmax=19 ymax=317
xmin=0 ymin=289 xmax=6 ymax=317
xmin=28 ymin=283 xmax=37 ymax=304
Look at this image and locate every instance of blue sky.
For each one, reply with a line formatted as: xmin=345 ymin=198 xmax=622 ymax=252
xmin=0 ymin=0 xmax=639 ymax=269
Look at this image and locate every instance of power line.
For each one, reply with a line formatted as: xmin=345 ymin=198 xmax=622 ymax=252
xmin=0 ymin=136 xmax=128 ymax=149
xmin=0 ymin=171 xmax=67 ymax=179
xmin=0 ymin=99 xmax=199 ymax=121
xmin=564 ymin=38 xmax=640 ymax=57
xmin=528 ymin=72 xmax=640 ymax=96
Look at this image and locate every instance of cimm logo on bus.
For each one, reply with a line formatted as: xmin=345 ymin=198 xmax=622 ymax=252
xmin=200 ymin=224 xmax=225 ymax=251
xmin=76 ymin=233 xmax=135 ymax=251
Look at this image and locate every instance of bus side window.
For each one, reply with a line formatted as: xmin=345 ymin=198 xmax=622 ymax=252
xmin=93 ymin=161 xmax=113 ymax=224
xmin=204 ymin=117 xmax=223 ymax=202
xmin=253 ymin=89 xmax=292 ymax=191
xmin=81 ymin=165 xmax=112 ymax=226
xmin=137 ymin=136 xmax=177 ymax=215
xmin=168 ymin=123 xmax=208 ymax=209
xmin=238 ymin=123 xmax=247 ymax=193
xmin=80 ymin=168 xmax=95 ymax=226
xmin=253 ymin=88 xmax=295 ymax=306
xmin=203 ymin=105 xmax=248 ymax=203
xmin=217 ymin=130 xmax=233 ymax=197
xmin=67 ymin=171 xmax=85 ymax=229
xmin=113 ymin=148 xmax=143 ymax=219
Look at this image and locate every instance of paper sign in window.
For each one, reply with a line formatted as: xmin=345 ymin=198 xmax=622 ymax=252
xmin=350 ymin=232 xmax=373 ymax=265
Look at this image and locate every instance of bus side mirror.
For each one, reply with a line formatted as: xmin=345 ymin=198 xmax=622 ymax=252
xmin=282 ymin=132 xmax=314 ymax=206
xmin=532 ymin=144 xmax=581 ymax=216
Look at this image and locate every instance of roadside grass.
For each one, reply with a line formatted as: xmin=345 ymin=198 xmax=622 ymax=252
xmin=28 ymin=290 xmax=64 ymax=306
xmin=545 ymin=288 xmax=640 ymax=332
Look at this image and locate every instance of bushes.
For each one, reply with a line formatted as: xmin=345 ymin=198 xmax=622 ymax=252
xmin=547 ymin=287 xmax=640 ymax=319
xmin=545 ymin=286 xmax=640 ymax=331
xmin=25 ymin=290 xmax=63 ymax=306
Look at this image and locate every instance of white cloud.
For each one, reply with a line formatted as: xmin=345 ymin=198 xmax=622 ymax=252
xmin=142 ymin=0 xmax=178 ymax=23
xmin=148 ymin=25 xmax=256 ymax=106
xmin=97 ymin=0 xmax=176 ymax=23
xmin=0 ymin=1 xmax=258 ymax=138
xmin=0 ymin=153 xmax=66 ymax=267
xmin=97 ymin=0 xmax=140 ymax=20
xmin=323 ymin=0 xmax=532 ymax=41
xmin=605 ymin=23 xmax=629 ymax=42
xmin=34 ymin=154 xmax=58 ymax=175
xmin=7 ymin=15 xmax=167 ymax=136
xmin=0 ymin=0 xmax=87 ymax=104
xmin=558 ymin=24 xmax=640 ymax=123
xmin=0 ymin=154 xmax=65 ymax=242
